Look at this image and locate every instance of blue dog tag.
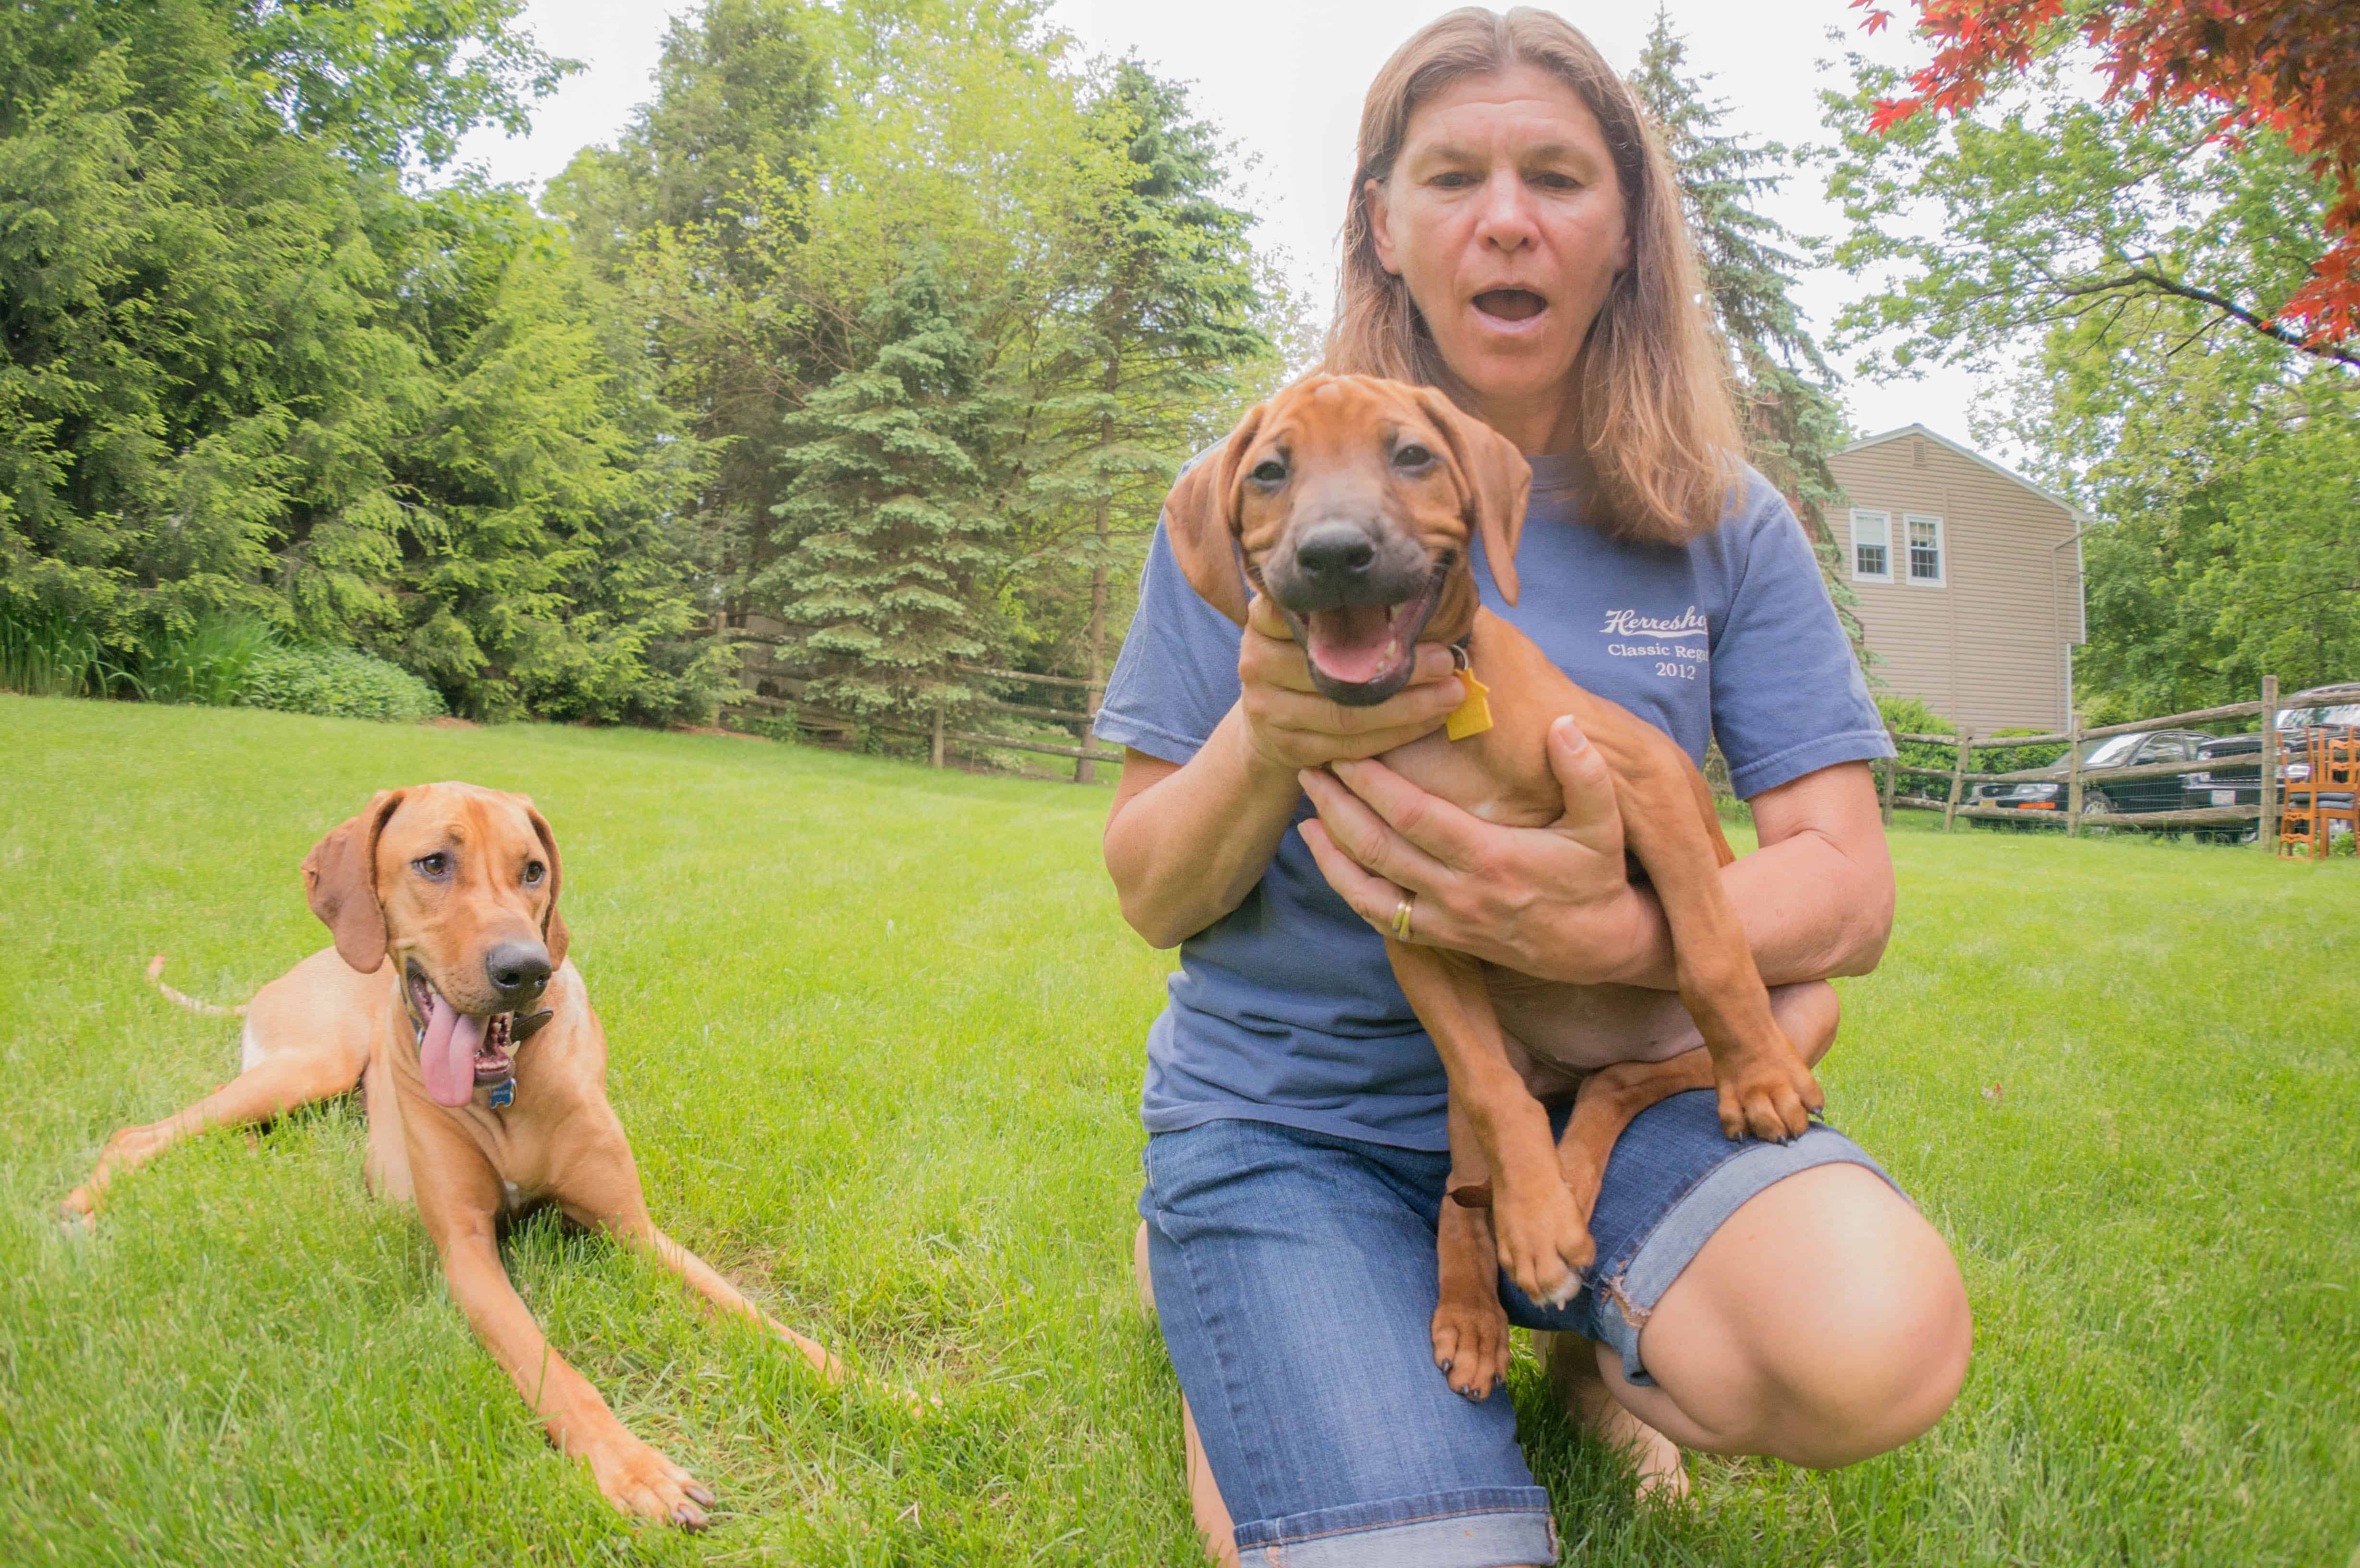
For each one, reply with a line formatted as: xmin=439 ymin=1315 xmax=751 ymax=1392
xmin=488 ymin=1078 xmax=514 ymax=1110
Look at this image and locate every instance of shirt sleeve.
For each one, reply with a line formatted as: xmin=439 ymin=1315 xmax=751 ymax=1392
xmin=1093 ymin=485 xmax=1246 ymax=767
xmin=1709 ymin=482 xmax=1894 ymax=799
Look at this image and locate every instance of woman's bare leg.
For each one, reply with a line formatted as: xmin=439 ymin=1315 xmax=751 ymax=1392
xmin=1598 ymin=1163 xmax=1970 ymax=1468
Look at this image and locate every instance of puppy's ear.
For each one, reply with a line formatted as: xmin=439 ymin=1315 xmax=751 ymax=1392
xmin=521 ymin=801 xmax=569 ymax=968
xmin=1414 ymin=388 xmax=1532 ymax=606
xmin=302 ymin=789 xmax=406 ymax=974
xmin=1161 ymin=404 xmax=1266 ymax=626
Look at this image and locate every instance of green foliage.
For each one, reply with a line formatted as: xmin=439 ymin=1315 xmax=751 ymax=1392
xmin=575 ymin=3 xmax=1275 ymax=716
xmin=762 ymin=255 xmax=1005 ymax=715
xmin=237 ymin=645 xmax=444 ymax=722
xmin=997 ymin=58 xmax=1272 ymax=684
xmin=0 ymin=601 xmax=134 ymax=698
xmin=1823 ymin=38 xmax=2360 ymax=715
xmin=0 ymin=0 xmax=724 ymax=726
xmin=136 ymin=616 xmax=281 ymax=708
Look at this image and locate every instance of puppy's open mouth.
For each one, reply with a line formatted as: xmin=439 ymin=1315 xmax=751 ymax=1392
xmin=405 ymin=961 xmax=515 ymax=1108
xmin=1473 ymin=287 xmax=1548 ymax=323
xmin=1288 ymin=557 xmax=1450 ymax=706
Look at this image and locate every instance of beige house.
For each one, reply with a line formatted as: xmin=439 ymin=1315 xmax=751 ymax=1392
xmin=1827 ymin=425 xmax=2089 ymax=734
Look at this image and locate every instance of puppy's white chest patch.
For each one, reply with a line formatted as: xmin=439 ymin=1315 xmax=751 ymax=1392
xmin=501 ymin=1180 xmax=525 ymax=1213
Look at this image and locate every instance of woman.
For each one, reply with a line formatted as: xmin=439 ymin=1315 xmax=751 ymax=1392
xmin=1094 ymin=10 xmax=1970 ymax=1565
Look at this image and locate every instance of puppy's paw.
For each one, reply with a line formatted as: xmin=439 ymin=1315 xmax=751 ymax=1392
xmin=585 ymin=1434 xmax=715 ymax=1530
xmin=1492 ymin=1182 xmax=1595 ymax=1310
xmin=1716 ymin=1044 xmax=1824 ymax=1143
xmin=1431 ymin=1293 xmax=1511 ymax=1401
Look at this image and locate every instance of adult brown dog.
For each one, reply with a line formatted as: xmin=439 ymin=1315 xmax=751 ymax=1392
xmin=60 ymin=783 xmax=839 ymax=1528
xmin=1163 ymin=374 xmax=1837 ymax=1395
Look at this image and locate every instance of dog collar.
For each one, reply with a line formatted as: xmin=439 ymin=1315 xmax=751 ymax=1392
xmin=484 ymin=1008 xmax=548 ymax=1110
xmin=1445 ymin=642 xmax=1493 ymax=741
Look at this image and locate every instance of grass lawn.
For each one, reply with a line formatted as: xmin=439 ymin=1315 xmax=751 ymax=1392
xmin=3 ymin=694 xmax=2355 ymax=1567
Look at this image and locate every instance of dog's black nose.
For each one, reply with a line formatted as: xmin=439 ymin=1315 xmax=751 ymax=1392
xmin=484 ymin=940 xmax=553 ymax=1002
xmin=1293 ymin=522 xmax=1377 ymax=588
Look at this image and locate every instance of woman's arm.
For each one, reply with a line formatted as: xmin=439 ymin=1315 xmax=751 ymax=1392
xmin=1104 ymin=598 xmax=1466 ymax=949
xmin=1295 ymin=724 xmax=1893 ymax=988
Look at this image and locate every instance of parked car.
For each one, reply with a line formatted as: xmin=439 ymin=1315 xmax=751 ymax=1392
xmin=1968 ymin=729 xmax=2216 ymax=826
xmin=2185 ymin=683 xmax=2360 ymax=841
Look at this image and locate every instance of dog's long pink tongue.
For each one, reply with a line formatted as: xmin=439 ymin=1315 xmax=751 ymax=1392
xmin=419 ymin=994 xmax=482 ymax=1107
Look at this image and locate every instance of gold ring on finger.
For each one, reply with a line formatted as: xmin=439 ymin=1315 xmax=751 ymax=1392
xmin=1390 ymin=891 xmax=1416 ymax=942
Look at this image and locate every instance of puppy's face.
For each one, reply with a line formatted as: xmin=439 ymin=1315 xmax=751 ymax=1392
xmin=304 ymin=783 xmax=568 ymax=1108
xmin=1164 ymin=376 xmax=1531 ymax=705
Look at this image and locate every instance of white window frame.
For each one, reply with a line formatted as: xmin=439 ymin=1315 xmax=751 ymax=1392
xmin=1903 ymin=512 xmax=1946 ymax=588
xmin=1849 ymin=508 xmax=1893 ymax=584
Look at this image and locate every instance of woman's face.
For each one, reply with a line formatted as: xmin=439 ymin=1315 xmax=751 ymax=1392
xmin=1365 ymin=64 xmax=1631 ymax=447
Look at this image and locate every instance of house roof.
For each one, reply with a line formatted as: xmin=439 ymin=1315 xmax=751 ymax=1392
xmin=1837 ymin=424 xmax=2095 ymax=524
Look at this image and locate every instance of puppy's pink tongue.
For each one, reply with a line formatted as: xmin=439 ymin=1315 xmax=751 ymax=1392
xmin=418 ymin=995 xmax=482 ymax=1107
xmin=1306 ymin=605 xmax=1397 ymax=686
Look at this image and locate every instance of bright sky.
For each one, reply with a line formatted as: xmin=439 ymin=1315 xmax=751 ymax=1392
xmin=449 ymin=0 xmax=2010 ymax=460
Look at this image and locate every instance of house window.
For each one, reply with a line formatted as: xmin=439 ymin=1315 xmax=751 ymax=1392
xmin=1905 ymin=514 xmax=1944 ymax=586
xmin=1850 ymin=509 xmax=1892 ymax=583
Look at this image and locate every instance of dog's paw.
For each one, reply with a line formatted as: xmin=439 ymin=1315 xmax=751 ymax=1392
xmin=1492 ymin=1182 xmax=1595 ymax=1310
xmin=1431 ymin=1293 xmax=1511 ymax=1401
xmin=1716 ymin=1045 xmax=1825 ymax=1143
xmin=584 ymin=1434 xmax=715 ymax=1530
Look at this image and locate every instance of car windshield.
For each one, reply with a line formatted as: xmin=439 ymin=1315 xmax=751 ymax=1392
xmin=2079 ymin=735 xmax=2143 ymax=767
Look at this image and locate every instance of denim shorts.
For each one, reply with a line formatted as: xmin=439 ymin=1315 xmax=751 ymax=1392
xmin=1138 ymin=1090 xmax=1898 ymax=1568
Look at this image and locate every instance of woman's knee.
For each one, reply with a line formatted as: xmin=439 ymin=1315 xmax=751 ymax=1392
xmin=1636 ymin=1162 xmax=1970 ymax=1468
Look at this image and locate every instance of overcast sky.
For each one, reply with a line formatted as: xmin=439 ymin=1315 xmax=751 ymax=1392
xmin=449 ymin=0 xmax=2008 ymax=460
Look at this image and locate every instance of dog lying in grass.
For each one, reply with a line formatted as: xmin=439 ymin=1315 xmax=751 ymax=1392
xmin=61 ymin=781 xmax=843 ymax=1528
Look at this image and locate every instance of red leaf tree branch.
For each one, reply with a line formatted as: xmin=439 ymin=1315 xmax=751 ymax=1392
xmin=1856 ymin=0 xmax=2360 ymax=349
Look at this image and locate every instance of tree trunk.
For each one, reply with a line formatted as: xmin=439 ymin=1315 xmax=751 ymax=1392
xmin=1077 ymin=376 xmax=1119 ymax=785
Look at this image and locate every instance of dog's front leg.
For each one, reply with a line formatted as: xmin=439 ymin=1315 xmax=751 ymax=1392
xmin=1389 ymin=939 xmax=1589 ymax=1307
xmin=410 ymin=1139 xmax=715 ymax=1529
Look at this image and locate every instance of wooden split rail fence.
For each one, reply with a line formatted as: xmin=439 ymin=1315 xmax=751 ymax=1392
xmin=1872 ymin=675 xmax=2284 ymax=847
xmin=727 ymin=653 xmax=1110 ymax=783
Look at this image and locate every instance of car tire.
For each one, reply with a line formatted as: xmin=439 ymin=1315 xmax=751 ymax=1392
xmin=2082 ymin=790 xmax=2114 ymax=833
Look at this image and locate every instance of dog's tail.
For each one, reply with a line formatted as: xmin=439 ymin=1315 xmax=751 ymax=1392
xmin=146 ymin=955 xmax=249 ymax=1017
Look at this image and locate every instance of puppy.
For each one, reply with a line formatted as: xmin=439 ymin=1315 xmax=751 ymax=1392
xmin=1162 ymin=375 xmax=1832 ymax=1391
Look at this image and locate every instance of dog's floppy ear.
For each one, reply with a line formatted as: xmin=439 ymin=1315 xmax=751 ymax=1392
xmin=520 ymin=800 xmax=569 ymax=968
xmin=1414 ymin=388 xmax=1532 ymax=606
xmin=1161 ymin=404 xmax=1266 ymax=626
xmin=302 ymin=789 xmax=406 ymax=974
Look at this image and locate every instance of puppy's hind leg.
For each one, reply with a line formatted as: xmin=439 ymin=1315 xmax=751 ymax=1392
xmin=1431 ymin=1099 xmax=1512 ymax=1401
xmin=60 ymin=1040 xmax=364 ymax=1224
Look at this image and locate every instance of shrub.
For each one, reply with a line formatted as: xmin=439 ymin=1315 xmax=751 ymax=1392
xmin=136 ymin=616 xmax=282 ymax=706
xmin=0 ymin=602 xmax=137 ymax=698
xmin=236 ymin=646 xmax=446 ymax=723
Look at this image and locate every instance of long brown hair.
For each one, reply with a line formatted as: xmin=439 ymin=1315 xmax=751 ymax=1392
xmin=1325 ymin=7 xmax=1741 ymax=546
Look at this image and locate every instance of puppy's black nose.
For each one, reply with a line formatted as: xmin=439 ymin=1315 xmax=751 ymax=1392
xmin=484 ymin=940 xmax=552 ymax=1003
xmin=1293 ymin=522 xmax=1376 ymax=588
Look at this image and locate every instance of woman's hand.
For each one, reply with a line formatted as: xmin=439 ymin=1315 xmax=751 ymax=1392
xmin=1237 ymin=596 xmax=1465 ymax=776
xmin=1295 ymin=715 xmax=1655 ymax=985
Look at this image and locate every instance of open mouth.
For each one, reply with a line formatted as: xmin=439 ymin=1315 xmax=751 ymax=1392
xmin=1286 ymin=557 xmax=1450 ymax=706
xmin=1472 ymin=287 xmax=1548 ymax=325
xmin=405 ymin=961 xmax=516 ymax=1108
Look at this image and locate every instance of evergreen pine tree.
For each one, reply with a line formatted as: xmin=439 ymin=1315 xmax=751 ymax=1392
xmin=1004 ymin=59 xmax=1270 ymax=752
xmin=1627 ymin=13 xmax=1865 ymax=654
xmin=759 ymin=252 xmax=1003 ymax=718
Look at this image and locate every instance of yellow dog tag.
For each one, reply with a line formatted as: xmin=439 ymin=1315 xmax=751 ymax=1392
xmin=1446 ymin=666 xmax=1493 ymax=741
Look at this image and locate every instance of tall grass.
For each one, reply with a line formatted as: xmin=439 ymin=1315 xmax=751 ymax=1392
xmin=135 ymin=615 xmax=281 ymax=706
xmin=0 ymin=604 xmax=136 ymax=698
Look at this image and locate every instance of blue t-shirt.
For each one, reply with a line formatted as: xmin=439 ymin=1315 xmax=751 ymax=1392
xmin=1094 ymin=448 xmax=1892 ymax=1152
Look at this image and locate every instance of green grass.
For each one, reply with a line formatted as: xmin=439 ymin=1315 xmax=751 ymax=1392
xmin=3 ymin=694 xmax=2355 ymax=1566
